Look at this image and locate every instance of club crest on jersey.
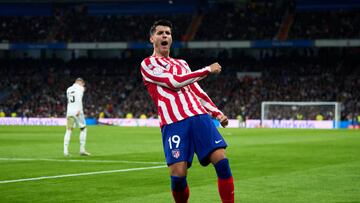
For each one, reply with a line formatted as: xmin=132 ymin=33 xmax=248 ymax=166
xmin=172 ymin=149 xmax=180 ymax=159
xmin=153 ymin=67 xmax=163 ymax=76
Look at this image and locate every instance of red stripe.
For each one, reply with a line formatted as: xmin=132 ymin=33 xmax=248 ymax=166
xmin=162 ymin=87 xmax=188 ymax=119
xmin=160 ymin=95 xmax=179 ymax=123
xmin=181 ymin=88 xmax=199 ymax=116
xmin=188 ymin=86 xmax=207 ymax=114
xmin=141 ymin=63 xmax=176 ymax=89
xmin=161 ymin=58 xmax=208 ymax=83
xmin=160 ymin=57 xmax=173 ymax=68
xmin=157 ymin=103 xmax=165 ymax=127
xmin=155 ymin=58 xmax=168 ymax=69
xmin=140 ymin=56 xmax=211 ymax=126
xmin=190 ymin=83 xmax=217 ymax=107
xmin=173 ymin=71 xmax=206 ymax=84
xmin=143 ymin=57 xmax=207 ymax=89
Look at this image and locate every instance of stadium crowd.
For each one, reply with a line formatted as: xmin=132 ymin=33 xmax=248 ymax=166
xmin=0 ymin=2 xmax=359 ymax=42
xmin=0 ymin=1 xmax=359 ymax=122
xmin=1 ymin=48 xmax=359 ymax=121
xmin=289 ymin=9 xmax=360 ymax=39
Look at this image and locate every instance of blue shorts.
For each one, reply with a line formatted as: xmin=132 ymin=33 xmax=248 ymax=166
xmin=161 ymin=114 xmax=227 ymax=168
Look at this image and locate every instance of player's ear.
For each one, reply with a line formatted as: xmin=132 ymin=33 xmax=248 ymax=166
xmin=150 ymin=35 xmax=154 ymax=44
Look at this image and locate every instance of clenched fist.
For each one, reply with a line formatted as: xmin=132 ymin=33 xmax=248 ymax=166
xmin=209 ymin=62 xmax=222 ymax=74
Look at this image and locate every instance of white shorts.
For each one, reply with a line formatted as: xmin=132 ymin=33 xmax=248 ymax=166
xmin=67 ymin=112 xmax=86 ymax=129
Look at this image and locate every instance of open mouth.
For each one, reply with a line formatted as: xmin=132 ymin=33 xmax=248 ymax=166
xmin=161 ymin=41 xmax=168 ymax=46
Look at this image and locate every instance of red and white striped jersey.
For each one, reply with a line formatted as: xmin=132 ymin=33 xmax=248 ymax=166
xmin=140 ymin=55 xmax=223 ymax=127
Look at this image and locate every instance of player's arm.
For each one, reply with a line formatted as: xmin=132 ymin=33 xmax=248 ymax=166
xmin=190 ymin=82 xmax=228 ymax=127
xmin=141 ymin=59 xmax=221 ymax=90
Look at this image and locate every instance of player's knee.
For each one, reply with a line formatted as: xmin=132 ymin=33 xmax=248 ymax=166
xmin=169 ymin=162 xmax=187 ymax=177
xmin=80 ymin=127 xmax=86 ymax=131
xmin=210 ymin=148 xmax=226 ymax=164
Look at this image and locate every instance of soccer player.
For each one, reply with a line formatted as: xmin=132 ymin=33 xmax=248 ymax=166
xmin=63 ymin=78 xmax=90 ymax=157
xmin=140 ymin=20 xmax=234 ymax=203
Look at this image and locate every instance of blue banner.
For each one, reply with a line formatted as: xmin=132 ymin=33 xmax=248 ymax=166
xmin=0 ymin=3 xmax=52 ymax=16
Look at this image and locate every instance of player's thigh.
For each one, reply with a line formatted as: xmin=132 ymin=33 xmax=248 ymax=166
xmin=161 ymin=120 xmax=194 ymax=167
xmin=192 ymin=114 xmax=227 ymax=166
xmin=77 ymin=112 xmax=86 ymax=128
xmin=67 ymin=116 xmax=76 ymax=129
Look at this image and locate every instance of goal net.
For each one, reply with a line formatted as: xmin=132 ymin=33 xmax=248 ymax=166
xmin=261 ymin=101 xmax=341 ymax=128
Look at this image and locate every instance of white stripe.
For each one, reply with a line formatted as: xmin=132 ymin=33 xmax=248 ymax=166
xmin=157 ymin=58 xmax=169 ymax=67
xmin=0 ymin=157 xmax=165 ymax=165
xmin=167 ymin=58 xmax=189 ymax=76
xmin=168 ymin=58 xmax=183 ymax=68
xmin=141 ymin=61 xmax=172 ymax=88
xmin=194 ymin=82 xmax=210 ymax=96
xmin=177 ymin=90 xmax=194 ymax=117
xmin=169 ymin=59 xmax=195 ymax=117
xmin=193 ymin=83 xmax=221 ymax=114
xmin=185 ymin=86 xmax=204 ymax=114
xmin=200 ymin=99 xmax=220 ymax=113
xmin=0 ymin=165 xmax=166 ymax=184
xmin=158 ymin=100 xmax=172 ymax=124
xmin=148 ymin=57 xmax=202 ymax=89
xmin=147 ymin=58 xmax=182 ymax=88
xmin=176 ymin=59 xmax=191 ymax=72
xmin=141 ymin=69 xmax=171 ymax=88
xmin=157 ymin=86 xmax=184 ymax=121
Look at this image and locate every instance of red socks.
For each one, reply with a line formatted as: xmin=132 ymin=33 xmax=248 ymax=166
xmin=170 ymin=158 xmax=234 ymax=203
xmin=214 ymin=159 xmax=234 ymax=203
xmin=218 ymin=176 xmax=234 ymax=203
xmin=171 ymin=176 xmax=189 ymax=203
xmin=172 ymin=185 xmax=190 ymax=203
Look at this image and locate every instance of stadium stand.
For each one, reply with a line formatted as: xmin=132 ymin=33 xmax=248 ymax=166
xmin=0 ymin=47 xmax=359 ymax=121
xmin=1 ymin=1 xmax=358 ymax=42
xmin=0 ymin=0 xmax=359 ymax=123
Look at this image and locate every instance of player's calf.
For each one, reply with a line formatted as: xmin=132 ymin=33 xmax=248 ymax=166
xmin=214 ymin=158 xmax=234 ymax=203
xmin=171 ymin=176 xmax=189 ymax=203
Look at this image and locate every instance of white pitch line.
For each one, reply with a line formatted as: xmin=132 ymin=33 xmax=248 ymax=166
xmin=0 ymin=165 xmax=167 ymax=184
xmin=0 ymin=157 xmax=165 ymax=165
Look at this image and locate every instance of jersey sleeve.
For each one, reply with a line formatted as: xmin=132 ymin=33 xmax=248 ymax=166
xmin=190 ymin=82 xmax=223 ymax=118
xmin=140 ymin=58 xmax=211 ymax=90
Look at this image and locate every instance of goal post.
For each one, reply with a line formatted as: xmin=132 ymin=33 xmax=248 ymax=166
xmin=261 ymin=101 xmax=341 ymax=129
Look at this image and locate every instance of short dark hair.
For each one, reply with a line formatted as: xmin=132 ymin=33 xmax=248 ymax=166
xmin=149 ymin=19 xmax=172 ymax=36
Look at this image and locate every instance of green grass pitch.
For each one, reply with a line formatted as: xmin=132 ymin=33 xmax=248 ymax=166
xmin=0 ymin=126 xmax=359 ymax=202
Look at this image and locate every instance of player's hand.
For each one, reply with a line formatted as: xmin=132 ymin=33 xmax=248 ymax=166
xmin=76 ymin=111 xmax=80 ymax=117
xmin=216 ymin=114 xmax=229 ymax=128
xmin=209 ymin=62 xmax=222 ymax=74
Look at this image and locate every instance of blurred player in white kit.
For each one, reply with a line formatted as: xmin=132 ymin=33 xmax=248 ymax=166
xmin=63 ymin=78 xmax=90 ymax=156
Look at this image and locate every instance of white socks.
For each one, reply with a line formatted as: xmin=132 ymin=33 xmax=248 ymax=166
xmin=64 ymin=128 xmax=88 ymax=155
xmin=64 ymin=129 xmax=72 ymax=155
xmin=80 ymin=128 xmax=87 ymax=153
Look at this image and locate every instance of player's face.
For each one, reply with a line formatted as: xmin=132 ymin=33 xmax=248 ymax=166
xmin=150 ymin=25 xmax=172 ymax=57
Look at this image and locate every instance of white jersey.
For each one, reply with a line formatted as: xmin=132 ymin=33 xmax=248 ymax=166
xmin=66 ymin=83 xmax=85 ymax=117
